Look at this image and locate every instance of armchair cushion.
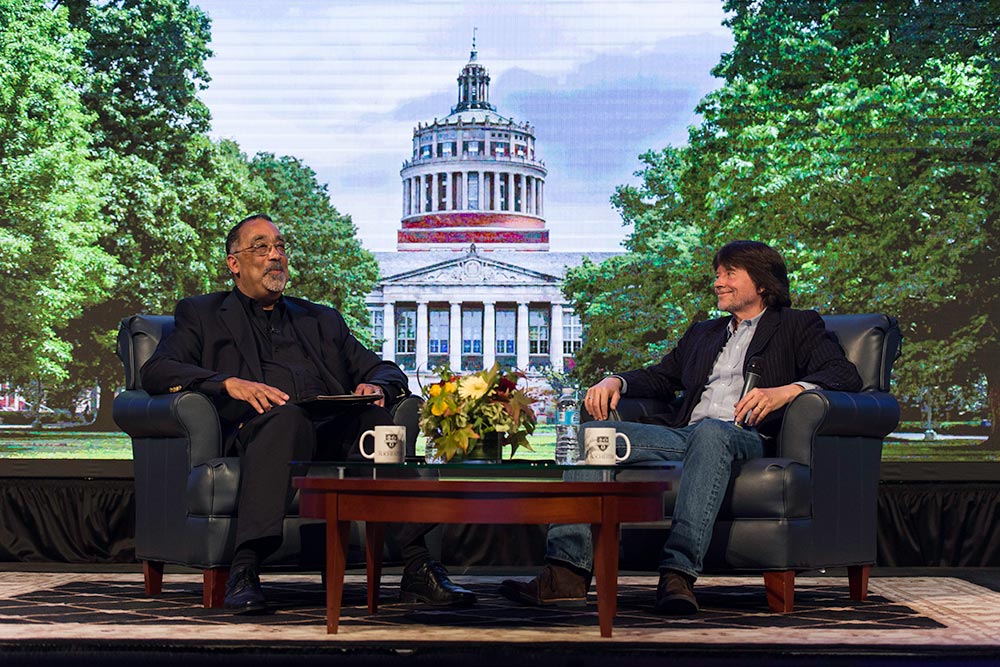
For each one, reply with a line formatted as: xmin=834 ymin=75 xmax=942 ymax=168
xmin=186 ymin=458 xmax=241 ymax=516
xmin=821 ymin=313 xmax=900 ymax=392
xmin=116 ymin=314 xmax=175 ymax=392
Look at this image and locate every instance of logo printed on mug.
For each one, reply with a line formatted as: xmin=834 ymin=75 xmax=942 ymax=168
xmin=584 ymin=427 xmax=631 ymax=465
xmin=360 ymin=425 xmax=407 ymax=463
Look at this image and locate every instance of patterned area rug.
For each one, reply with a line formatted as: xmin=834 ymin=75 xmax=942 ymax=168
xmin=0 ymin=573 xmax=998 ymax=647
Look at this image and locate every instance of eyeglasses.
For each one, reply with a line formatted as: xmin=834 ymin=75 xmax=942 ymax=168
xmin=231 ymin=241 xmax=290 ymax=257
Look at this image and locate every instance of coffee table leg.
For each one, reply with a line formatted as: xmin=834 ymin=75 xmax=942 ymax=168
xmin=326 ymin=509 xmax=351 ymax=634
xmin=365 ymin=522 xmax=385 ymax=614
xmin=592 ymin=496 xmax=620 ymax=638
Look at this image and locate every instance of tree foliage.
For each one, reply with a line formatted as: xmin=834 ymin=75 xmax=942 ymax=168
xmin=45 ymin=0 xmax=238 ymax=425
xmin=568 ymin=0 xmax=1000 ymax=439
xmin=60 ymin=0 xmax=213 ymax=164
xmin=3 ymin=0 xmax=380 ymax=425
xmin=0 ymin=0 xmax=116 ymax=404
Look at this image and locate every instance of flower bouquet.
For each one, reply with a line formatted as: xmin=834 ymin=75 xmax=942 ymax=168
xmin=419 ymin=363 xmax=537 ymax=462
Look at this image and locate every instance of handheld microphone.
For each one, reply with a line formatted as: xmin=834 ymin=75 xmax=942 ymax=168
xmin=735 ymin=356 xmax=763 ymax=427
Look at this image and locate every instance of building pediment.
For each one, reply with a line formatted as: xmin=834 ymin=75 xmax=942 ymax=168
xmin=382 ymin=252 xmax=560 ymax=287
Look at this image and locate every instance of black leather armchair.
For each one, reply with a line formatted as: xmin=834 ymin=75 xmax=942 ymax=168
xmin=606 ymin=313 xmax=901 ymax=612
xmin=113 ymin=314 xmax=422 ymax=607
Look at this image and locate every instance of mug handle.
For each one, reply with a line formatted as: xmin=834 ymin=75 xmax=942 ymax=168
xmin=359 ymin=429 xmax=377 ymax=459
xmin=615 ymin=432 xmax=631 ymax=462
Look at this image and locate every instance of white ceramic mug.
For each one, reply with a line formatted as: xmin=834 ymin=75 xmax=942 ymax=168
xmin=583 ymin=427 xmax=631 ymax=465
xmin=359 ymin=425 xmax=406 ymax=463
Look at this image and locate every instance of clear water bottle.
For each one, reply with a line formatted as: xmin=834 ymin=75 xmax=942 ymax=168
xmin=555 ymin=387 xmax=579 ymax=464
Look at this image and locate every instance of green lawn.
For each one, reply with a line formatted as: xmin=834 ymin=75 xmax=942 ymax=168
xmin=2 ymin=425 xmax=996 ymax=462
xmin=882 ymin=436 xmax=999 ymax=461
xmin=0 ymin=430 xmax=132 ymax=459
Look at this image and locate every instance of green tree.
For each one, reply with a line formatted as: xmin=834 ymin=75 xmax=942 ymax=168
xmin=56 ymin=137 xmax=264 ymax=427
xmin=0 ymin=0 xmax=117 ymax=421
xmin=5 ymin=0 xmax=376 ymax=428
xmin=53 ymin=0 xmax=246 ymax=428
xmin=248 ymin=153 xmax=380 ymax=342
xmin=58 ymin=0 xmax=212 ymax=163
xmin=571 ymin=0 xmax=1000 ymax=442
xmin=698 ymin=0 xmax=1000 ymax=441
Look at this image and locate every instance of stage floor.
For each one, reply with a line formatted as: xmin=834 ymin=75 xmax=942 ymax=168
xmin=2 ymin=567 xmax=1000 ymax=665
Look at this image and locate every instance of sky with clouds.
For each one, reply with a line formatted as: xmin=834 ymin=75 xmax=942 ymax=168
xmin=194 ymin=0 xmax=734 ymax=251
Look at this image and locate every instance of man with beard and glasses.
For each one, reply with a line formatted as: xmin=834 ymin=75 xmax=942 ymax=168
xmin=499 ymin=240 xmax=862 ymax=615
xmin=142 ymin=214 xmax=475 ymax=614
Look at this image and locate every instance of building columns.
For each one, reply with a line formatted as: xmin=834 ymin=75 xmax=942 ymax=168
xmin=449 ymin=301 xmax=462 ymax=371
xmin=550 ymin=303 xmax=564 ymax=372
xmin=483 ymin=301 xmax=496 ymax=370
xmin=416 ymin=301 xmax=429 ymax=372
xmin=516 ymin=302 xmax=529 ymax=371
xmin=382 ymin=302 xmax=395 ymax=362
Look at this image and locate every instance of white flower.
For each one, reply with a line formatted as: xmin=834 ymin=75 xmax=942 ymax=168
xmin=458 ymin=375 xmax=490 ymax=400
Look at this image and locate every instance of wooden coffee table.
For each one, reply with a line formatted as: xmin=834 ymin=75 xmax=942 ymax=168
xmin=294 ymin=473 xmax=670 ymax=637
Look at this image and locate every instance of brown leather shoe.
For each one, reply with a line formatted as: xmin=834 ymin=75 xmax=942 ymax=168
xmin=654 ymin=570 xmax=699 ymax=615
xmin=499 ymin=563 xmax=590 ymax=608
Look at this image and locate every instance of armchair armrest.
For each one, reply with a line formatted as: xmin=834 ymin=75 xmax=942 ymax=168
xmin=778 ymin=389 xmax=900 ymax=464
xmin=389 ymin=394 xmax=423 ymax=457
xmin=586 ymin=397 xmax=673 ymax=423
xmin=113 ymin=389 xmax=224 ymax=467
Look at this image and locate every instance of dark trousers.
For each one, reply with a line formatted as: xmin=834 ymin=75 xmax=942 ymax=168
xmin=232 ymin=403 xmax=432 ymax=567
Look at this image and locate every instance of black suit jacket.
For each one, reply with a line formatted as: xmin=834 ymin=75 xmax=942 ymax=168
xmin=140 ymin=290 xmax=409 ymax=439
xmin=617 ymin=307 xmax=862 ymax=439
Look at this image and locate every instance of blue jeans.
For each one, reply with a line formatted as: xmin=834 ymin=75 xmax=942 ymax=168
xmin=546 ymin=419 xmax=764 ymax=580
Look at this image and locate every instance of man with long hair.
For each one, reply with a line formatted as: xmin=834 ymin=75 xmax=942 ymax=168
xmin=501 ymin=240 xmax=862 ymax=614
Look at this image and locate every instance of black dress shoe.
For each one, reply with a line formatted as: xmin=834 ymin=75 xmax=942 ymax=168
xmin=654 ymin=570 xmax=699 ymax=615
xmin=223 ymin=565 xmax=269 ymax=614
xmin=399 ymin=560 xmax=476 ymax=607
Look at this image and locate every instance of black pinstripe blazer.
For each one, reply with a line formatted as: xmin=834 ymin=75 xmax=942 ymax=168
xmin=616 ymin=307 xmax=862 ymax=439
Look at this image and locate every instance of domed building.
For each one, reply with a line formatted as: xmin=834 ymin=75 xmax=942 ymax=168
xmin=368 ymin=44 xmax=618 ymax=391
xmin=398 ymin=47 xmax=548 ymax=250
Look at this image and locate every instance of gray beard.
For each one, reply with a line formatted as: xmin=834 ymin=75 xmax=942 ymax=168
xmin=262 ymin=271 xmax=287 ymax=293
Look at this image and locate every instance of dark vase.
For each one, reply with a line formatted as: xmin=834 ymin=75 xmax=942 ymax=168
xmin=459 ymin=432 xmax=504 ymax=464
